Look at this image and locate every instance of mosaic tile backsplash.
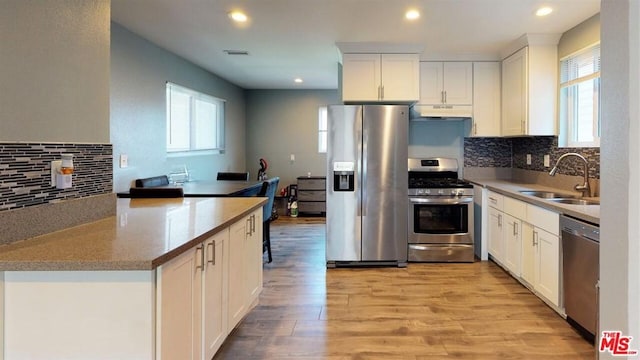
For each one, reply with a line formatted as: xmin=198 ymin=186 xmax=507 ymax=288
xmin=0 ymin=143 xmax=113 ymax=211
xmin=464 ymin=136 xmax=600 ymax=179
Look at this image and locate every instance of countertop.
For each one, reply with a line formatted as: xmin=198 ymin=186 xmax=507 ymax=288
xmin=0 ymin=197 xmax=266 ymax=271
xmin=466 ymin=178 xmax=600 ymax=225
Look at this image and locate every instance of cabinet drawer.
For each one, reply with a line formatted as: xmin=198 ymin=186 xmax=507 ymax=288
xmin=487 ymin=190 xmax=503 ymax=210
xmin=503 ymin=196 xmax=526 ymax=219
xmin=298 ymin=201 xmax=326 ymax=213
xmin=297 ymin=178 xmax=326 ymax=190
xmin=298 ymin=190 xmax=326 ymax=201
xmin=526 ymin=204 xmax=559 ymax=235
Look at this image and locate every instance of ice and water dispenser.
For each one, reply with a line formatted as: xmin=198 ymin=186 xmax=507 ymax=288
xmin=332 ymin=162 xmax=354 ymax=192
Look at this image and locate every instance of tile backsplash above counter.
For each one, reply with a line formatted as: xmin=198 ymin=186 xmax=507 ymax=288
xmin=464 ymin=136 xmax=600 ymax=196
xmin=0 ymin=142 xmax=115 ymax=245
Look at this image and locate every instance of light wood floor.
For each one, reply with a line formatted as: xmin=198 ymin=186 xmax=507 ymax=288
xmin=214 ymin=216 xmax=595 ymax=359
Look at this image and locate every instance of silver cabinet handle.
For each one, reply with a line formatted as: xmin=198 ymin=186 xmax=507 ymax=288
xmin=195 ymin=244 xmax=204 ymax=271
xmin=252 ymin=214 xmax=256 ymax=233
xmin=381 ymin=85 xmax=384 ymax=100
xmin=246 ymin=218 xmax=252 ymax=236
xmin=473 ymin=123 xmax=477 ymax=135
xmin=489 ymin=197 xmax=497 ymax=203
xmin=441 ymin=91 xmax=445 ymax=104
xmin=533 ymin=230 xmax=538 ymax=246
xmin=444 ymin=90 xmax=447 ymax=104
xmin=378 ymin=85 xmax=382 ymax=100
xmin=514 ymin=222 xmax=518 ymax=236
xmin=207 ymin=241 xmax=215 ymax=265
xmin=498 ymin=214 xmax=502 ymax=227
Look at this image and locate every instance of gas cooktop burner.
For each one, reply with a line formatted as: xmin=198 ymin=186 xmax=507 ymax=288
xmin=409 ymin=178 xmax=473 ymax=189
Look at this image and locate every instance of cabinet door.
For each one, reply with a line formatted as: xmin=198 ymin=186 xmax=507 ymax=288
xmin=158 ymin=246 xmax=203 ymax=360
xmin=487 ymin=207 xmax=503 ymax=265
xmin=520 ymin=222 xmax=536 ymax=287
xmin=535 ymin=227 xmax=560 ymax=306
xmin=472 ymin=62 xmax=501 ymax=136
xmin=419 ymin=62 xmax=444 ymax=104
xmin=203 ymin=232 xmax=229 ymax=359
xmin=503 ymin=214 xmax=522 ymax=277
xmin=381 ymin=54 xmax=419 ymax=101
xmin=246 ymin=210 xmax=263 ymax=305
xmin=342 ymin=54 xmax=381 ymax=102
xmin=443 ymin=62 xmax=473 ymax=105
xmin=228 ymin=218 xmax=248 ymax=330
xmin=501 ymin=47 xmax=528 ymax=136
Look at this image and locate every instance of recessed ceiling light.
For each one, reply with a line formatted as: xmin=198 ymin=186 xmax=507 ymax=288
xmin=405 ymin=9 xmax=420 ymax=20
xmin=229 ymin=11 xmax=248 ymax=23
xmin=536 ymin=7 xmax=553 ymax=17
xmin=294 ymin=78 xmax=303 ymax=84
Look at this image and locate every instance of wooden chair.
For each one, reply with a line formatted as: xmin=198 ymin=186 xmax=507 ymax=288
xmin=258 ymin=177 xmax=279 ymax=263
xmin=129 ymin=187 xmax=184 ymax=198
xmin=217 ymin=172 xmax=250 ymax=181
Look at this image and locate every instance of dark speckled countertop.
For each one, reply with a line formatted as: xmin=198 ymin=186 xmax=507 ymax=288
xmin=0 ymin=197 xmax=266 ymax=271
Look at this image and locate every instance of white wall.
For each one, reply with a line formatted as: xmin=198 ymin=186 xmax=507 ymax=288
xmin=245 ymin=90 xmax=339 ymax=188
xmin=0 ymin=0 xmax=110 ymax=143
xmin=110 ymin=23 xmax=247 ymax=192
xmin=409 ymin=120 xmax=466 ymax=168
xmin=600 ymin=1 xmax=640 ymax=358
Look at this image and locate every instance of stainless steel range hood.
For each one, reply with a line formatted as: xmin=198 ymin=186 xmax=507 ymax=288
xmin=410 ymin=104 xmax=472 ymax=120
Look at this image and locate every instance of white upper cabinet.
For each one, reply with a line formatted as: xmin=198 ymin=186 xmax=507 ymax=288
xmin=341 ymin=53 xmax=419 ymax=103
xmin=501 ymin=39 xmax=558 ymax=136
xmin=419 ymin=62 xmax=473 ymax=105
xmin=471 ymin=62 xmax=501 ymax=136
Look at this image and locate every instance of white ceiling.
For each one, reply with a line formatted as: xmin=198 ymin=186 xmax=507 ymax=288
xmin=111 ymin=0 xmax=600 ymax=90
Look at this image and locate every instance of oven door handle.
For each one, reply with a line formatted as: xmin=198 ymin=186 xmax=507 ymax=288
xmin=409 ymin=196 xmax=473 ymax=205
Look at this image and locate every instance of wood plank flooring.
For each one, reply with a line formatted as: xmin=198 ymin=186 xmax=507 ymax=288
xmin=214 ymin=216 xmax=595 ymax=359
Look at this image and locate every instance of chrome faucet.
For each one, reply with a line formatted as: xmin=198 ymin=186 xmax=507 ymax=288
xmin=549 ymin=153 xmax=591 ymax=197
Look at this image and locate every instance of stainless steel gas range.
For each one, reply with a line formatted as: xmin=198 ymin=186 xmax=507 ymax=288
xmin=408 ymin=158 xmax=474 ymax=262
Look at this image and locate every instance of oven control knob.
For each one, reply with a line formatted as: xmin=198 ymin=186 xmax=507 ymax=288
xmin=425 ymin=189 xmax=430 ymax=195
xmin=450 ymin=190 xmax=457 ymax=195
xmin=418 ymin=189 xmax=424 ymax=195
xmin=438 ymin=189 xmax=444 ymax=195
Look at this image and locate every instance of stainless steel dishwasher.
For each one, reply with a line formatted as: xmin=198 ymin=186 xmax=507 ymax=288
xmin=561 ymin=215 xmax=599 ymax=343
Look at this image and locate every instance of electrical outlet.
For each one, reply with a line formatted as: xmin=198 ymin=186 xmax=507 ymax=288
xmin=544 ymin=155 xmax=550 ymax=167
xmin=290 ymin=154 xmax=295 ymax=162
xmin=50 ymin=160 xmax=62 ymax=187
xmin=526 ymin=154 xmax=532 ymax=165
xmin=119 ymin=154 xmax=128 ymax=168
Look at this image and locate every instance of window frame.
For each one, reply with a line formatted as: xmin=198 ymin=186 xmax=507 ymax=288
xmin=166 ymin=82 xmax=225 ymax=155
xmin=318 ymin=106 xmax=328 ymax=153
xmin=558 ymin=42 xmax=601 ymax=148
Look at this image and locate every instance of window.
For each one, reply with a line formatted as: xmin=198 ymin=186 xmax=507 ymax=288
xmin=559 ymin=43 xmax=600 ymax=147
xmin=318 ymin=106 xmax=328 ymax=153
xmin=166 ymin=82 xmax=225 ymax=153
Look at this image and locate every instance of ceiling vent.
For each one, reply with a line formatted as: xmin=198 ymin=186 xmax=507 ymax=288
xmin=223 ymin=50 xmax=249 ymax=56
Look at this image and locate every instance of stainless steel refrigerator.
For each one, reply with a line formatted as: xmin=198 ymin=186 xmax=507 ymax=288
xmin=326 ymin=105 xmax=408 ymax=267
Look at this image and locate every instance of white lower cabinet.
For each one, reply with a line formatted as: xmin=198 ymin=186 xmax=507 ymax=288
xmin=158 ymin=245 xmax=203 ymax=360
xmin=158 ymin=209 xmax=262 ymax=360
xmin=503 ymin=213 xmax=522 ymax=277
xmin=521 ymin=222 xmax=560 ymax=307
xmin=228 ymin=209 xmax=262 ymax=330
xmin=203 ymin=232 xmax=229 ymax=359
xmin=487 ymin=206 xmax=504 ymax=265
xmin=483 ymin=190 xmax=561 ymax=312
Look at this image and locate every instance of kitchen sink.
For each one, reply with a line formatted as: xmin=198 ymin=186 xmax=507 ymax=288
xmin=548 ymin=198 xmax=600 ymax=205
xmin=519 ymin=190 xmax=577 ymax=199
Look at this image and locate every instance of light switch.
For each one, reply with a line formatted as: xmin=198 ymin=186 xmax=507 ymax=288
xmin=290 ymin=154 xmax=295 ymax=162
xmin=120 ymin=154 xmax=128 ymax=168
xmin=526 ymin=154 xmax=532 ymax=165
